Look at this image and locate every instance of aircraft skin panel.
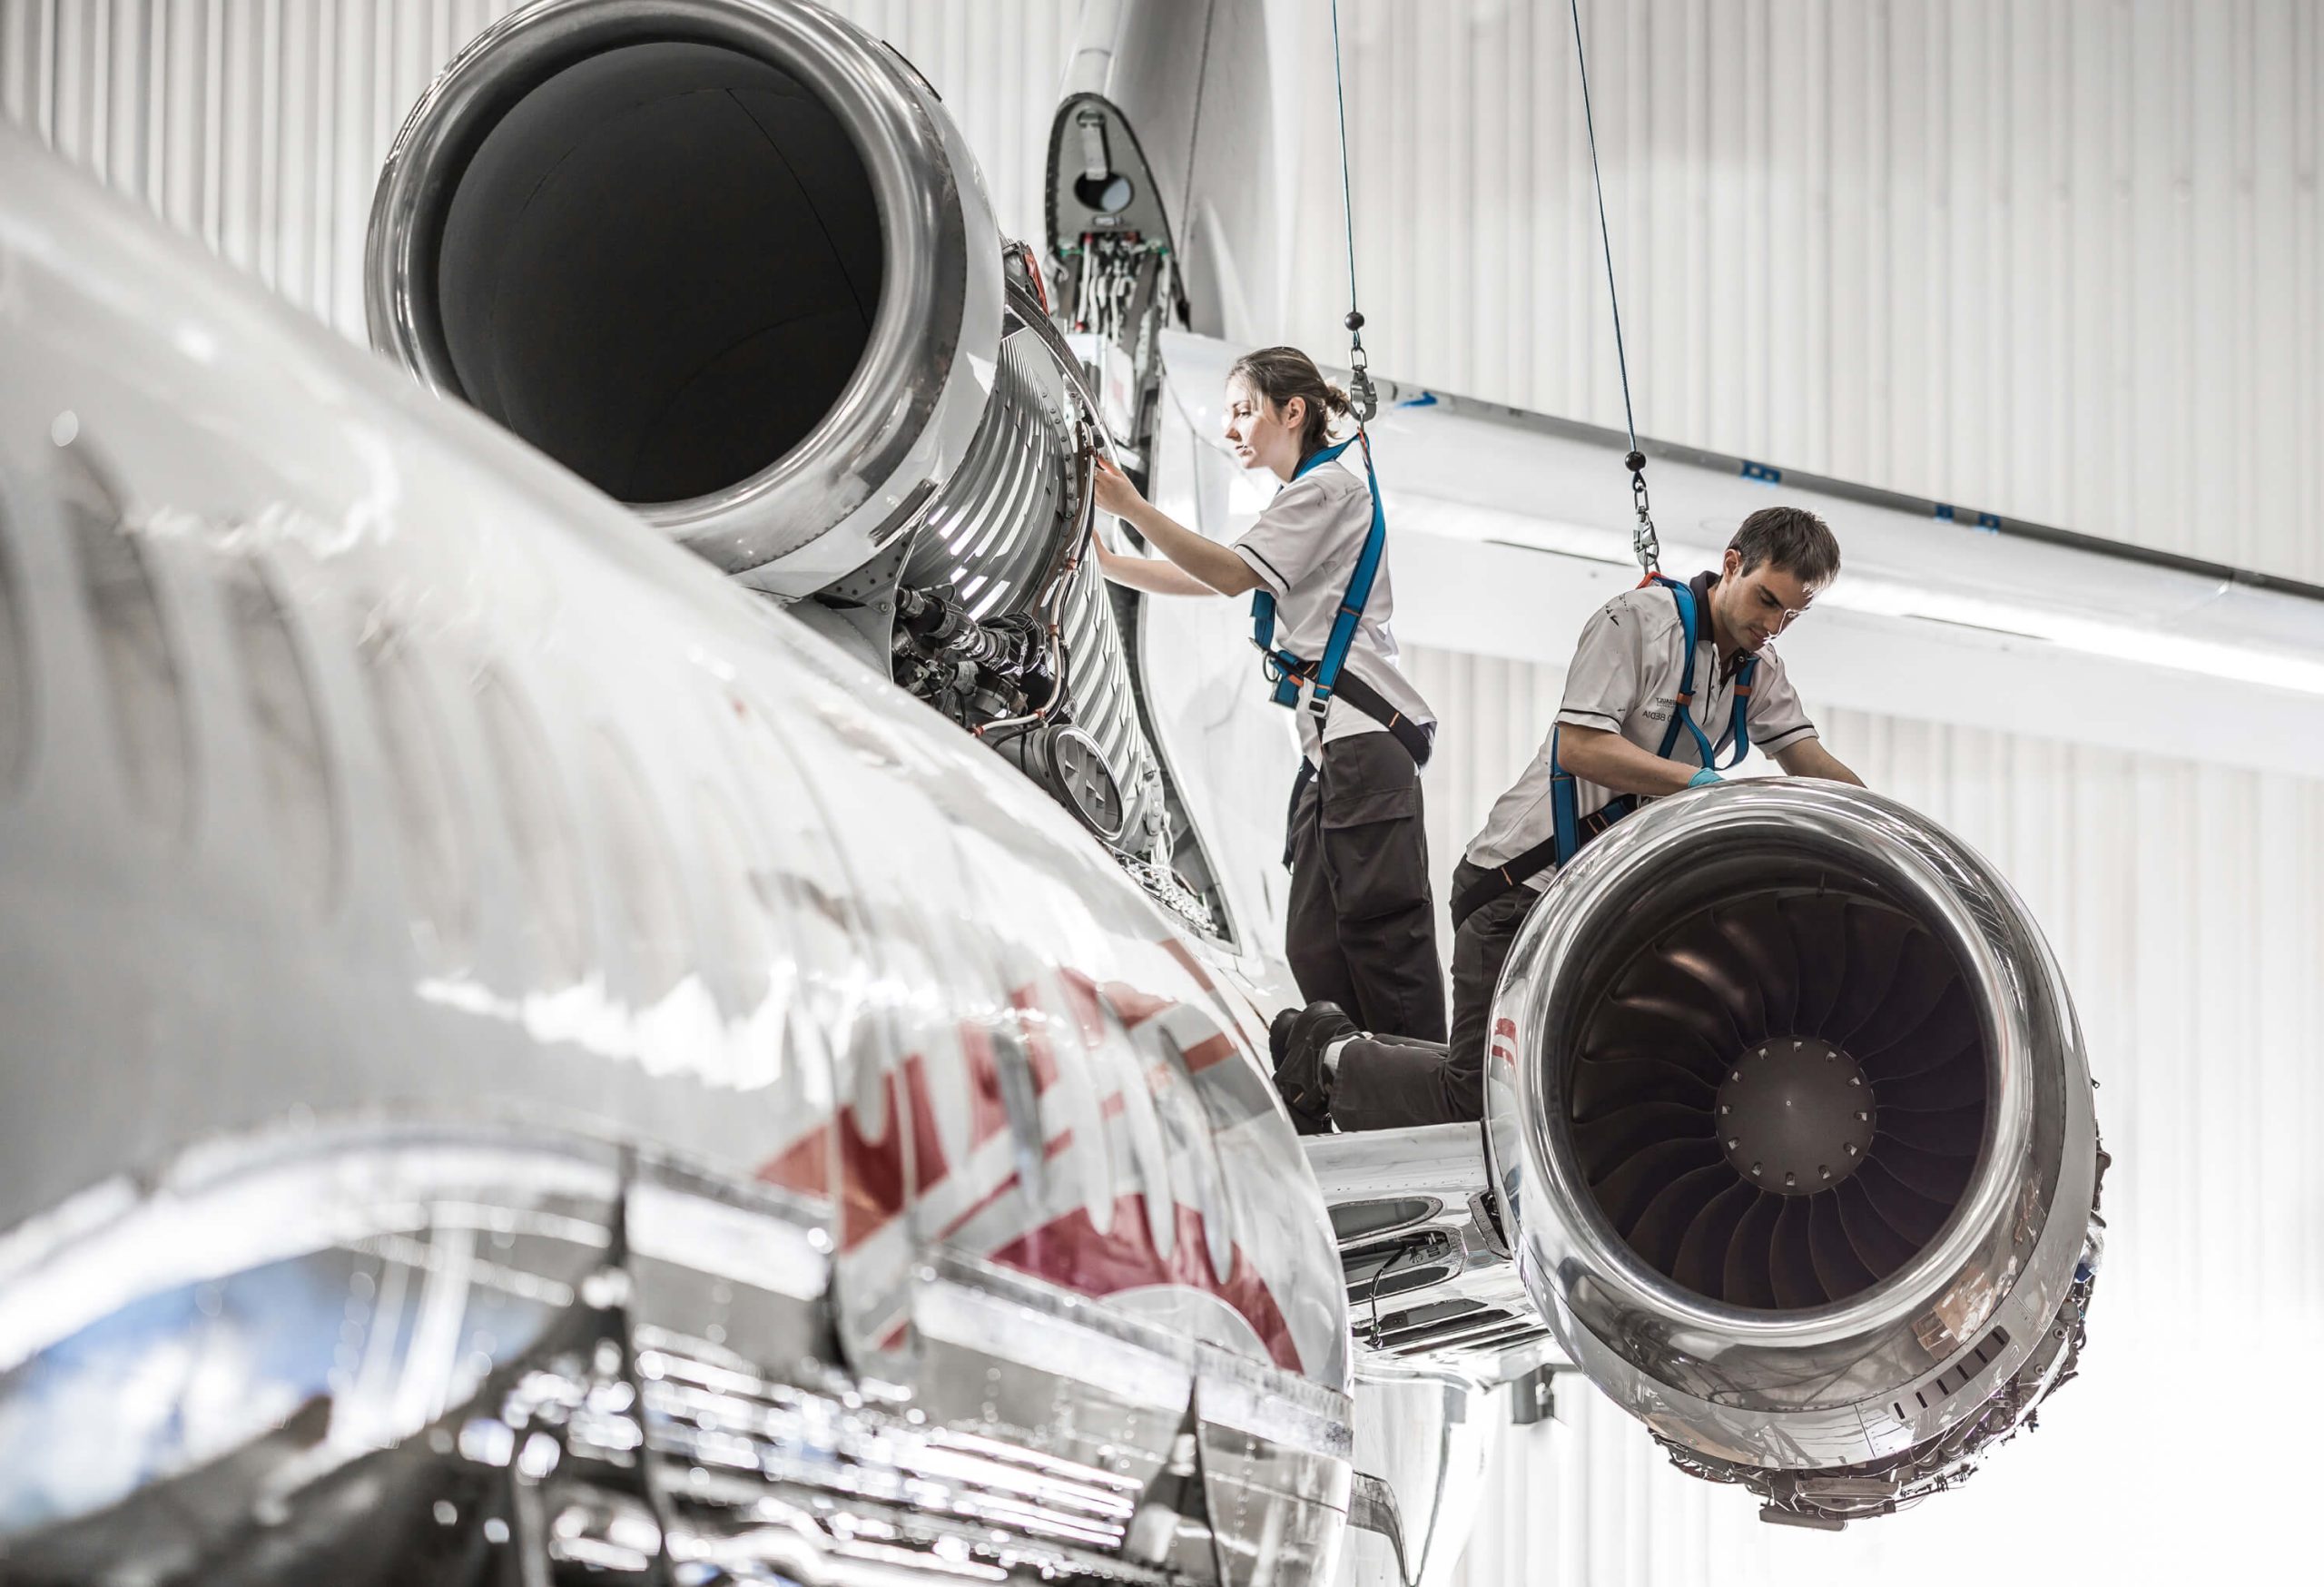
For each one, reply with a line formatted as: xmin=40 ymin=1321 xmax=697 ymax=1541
xmin=0 ymin=127 xmax=1353 ymax=1579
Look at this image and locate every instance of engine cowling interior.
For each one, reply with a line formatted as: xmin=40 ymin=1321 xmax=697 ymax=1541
xmin=436 ymin=41 xmax=883 ymax=506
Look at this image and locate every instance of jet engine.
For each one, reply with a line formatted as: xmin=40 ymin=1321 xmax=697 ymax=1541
xmin=1484 ymin=780 xmax=2105 ymax=1528
xmin=364 ymin=0 xmax=1224 ymax=931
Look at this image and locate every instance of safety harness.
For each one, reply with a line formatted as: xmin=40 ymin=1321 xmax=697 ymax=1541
xmin=1250 ymin=439 xmax=1434 ymax=774
xmin=1448 ymin=573 xmax=1755 ymax=928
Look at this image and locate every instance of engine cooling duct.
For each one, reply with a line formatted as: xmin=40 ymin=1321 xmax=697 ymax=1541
xmin=364 ymin=0 xmax=1199 ymax=913
xmin=1484 ymin=781 xmax=2105 ymax=1528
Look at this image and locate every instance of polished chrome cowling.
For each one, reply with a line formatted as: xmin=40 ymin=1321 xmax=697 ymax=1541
xmin=365 ymin=0 xmax=1180 ymax=874
xmin=1484 ymin=780 xmax=2104 ymax=1525
xmin=366 ymin=0 xmax=1000 ymax=597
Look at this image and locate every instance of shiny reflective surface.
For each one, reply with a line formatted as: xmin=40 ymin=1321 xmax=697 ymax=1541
xmin=368 ymin=1 xmax=1226 ymax=938
xmin=368 ymin=0 xmax=1001 ymax=595
xmin=1484 ymin=779 xmax=2104 ymax=1522
xmin=0 ymin=124 xmax=1349 ymax=1579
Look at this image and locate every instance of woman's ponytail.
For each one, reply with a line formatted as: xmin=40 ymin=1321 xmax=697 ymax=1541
xmin=1229 ymin=346 xmax=1351 ymax=456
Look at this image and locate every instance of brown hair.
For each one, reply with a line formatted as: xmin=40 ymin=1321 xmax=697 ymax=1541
xmin=1226 ymin=345 xmax=1353 ymax=458
xmin=1729 ymin=506 xmax=1841 ymax=587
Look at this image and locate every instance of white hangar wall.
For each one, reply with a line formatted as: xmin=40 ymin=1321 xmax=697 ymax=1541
xmin=5 ymin=3 xmax=2323 ymax=1579
xmin=1275 ymin=0 xmax=2324 ymax=585
xmin=0 ymin=0 xmax=1079 ymax=342
xmin=1410 ymin=641 xmax=2324 ymax=1582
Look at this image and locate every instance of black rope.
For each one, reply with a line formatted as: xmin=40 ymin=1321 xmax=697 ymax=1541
xmin=1566 ymin=0 xmax=1659 ymax=574
xmin=1327 ymin=0 xmax=1376 ymax=426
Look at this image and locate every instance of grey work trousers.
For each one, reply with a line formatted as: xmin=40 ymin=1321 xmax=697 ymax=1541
xmin=1328 ymin=858 xmax=1541 ymax=1131
xmin=1285 ymin=733 xmax=1446 ymax=1042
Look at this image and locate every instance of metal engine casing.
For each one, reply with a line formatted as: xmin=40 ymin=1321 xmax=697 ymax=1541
xmin=1484 ymin=780 xmax=2104 ymax=1523
xmin=363 ymin=0 xmax=1187 ymax=897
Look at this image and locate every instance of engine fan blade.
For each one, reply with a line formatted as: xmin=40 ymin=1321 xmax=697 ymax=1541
xmin=1835 ymin=1177 xmax=1921 ymax=1277
xmin=1715 ymin=896 xmax=1801 ymax=1037
xmin=1875 ymin=1137 xmax=1976 ymax=1203
xmin=1855 ymin=1159 xmax=1952 ymax=1245
xmin=1807 ymin=1191 xmax=1878 ymax=1298
xmin=1857 ymin=987 xmax=1981 ymax=1080
xmin=1624 ymin=1164 xmax=1738 ymax=1276
xmin=1768 ymin=1198 xmax=1824 ymax=1308
xmin=1820 ymin=903 xmax=1915 ymax=1043
xmin=1603 ymin=962 xmax=1751 ymax=1056
xmin=1581 ymin=1005 xmax=1734 ymax=1086
xmin=1876 ymin=1102 xmax=1984 ymax=1158
xmin=1657 ymin=911 xmax=1767 ymax=1039
xmin=1590 ymin=1137 xmax=1728 ymax=1232
xmin=1671 ymin=1180 xmax=1760 ymax=1300
xmin=1843 ymin=929 xmax=1957 ymax=1054
xmin=1722 ymin=1193 xmax=1786 ymax=1309
xmin=1571 ymin=1099 xmax=1718 ymax=1180
xmin=1779 ymin=892 xmax=1850 ymax=1033
xmin=1874 ymin=1055 xmax=1987 ymax=1114
xmin=1570 ymin=1053 xmax=1718 ymax=1119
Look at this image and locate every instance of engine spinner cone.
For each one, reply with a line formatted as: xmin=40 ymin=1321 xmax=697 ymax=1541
xmin=1716 ymin=1038 xmax=1876 ymax=1195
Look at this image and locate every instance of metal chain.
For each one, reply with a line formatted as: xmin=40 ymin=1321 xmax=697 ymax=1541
xmin=1329 ymin=0 xmax=1377 ymax=424
xmin=1569 ymin=0 xmax=1658 ymax=575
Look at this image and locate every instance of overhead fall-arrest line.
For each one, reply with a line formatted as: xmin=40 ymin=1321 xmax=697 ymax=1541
xmin=1566 ymin=0 xmax=1661 ymax=577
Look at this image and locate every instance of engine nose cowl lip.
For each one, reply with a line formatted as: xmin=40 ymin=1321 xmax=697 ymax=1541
xmin=1483 ymin=780 xmax=2099 ymax=1475
xmin=365 ymin=0 xmax=1001 ymax=595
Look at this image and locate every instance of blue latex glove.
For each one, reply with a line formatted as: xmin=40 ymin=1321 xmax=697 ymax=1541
xmin=1688 ymin=766 xmax=1723 ymax=788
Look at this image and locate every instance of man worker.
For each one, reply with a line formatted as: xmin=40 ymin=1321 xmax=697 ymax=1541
xmin=1269 ymin=506 xmax=1866 ymax=1134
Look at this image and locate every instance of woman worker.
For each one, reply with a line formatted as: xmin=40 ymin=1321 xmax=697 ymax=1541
xmin=1090 ymin=346 xmax=1444 ymax=1045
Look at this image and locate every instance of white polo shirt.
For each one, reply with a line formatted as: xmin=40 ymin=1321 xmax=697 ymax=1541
xmin=1465 ymin=572 xmax=1817 ymax=890
xmin=1230 ymin=455 xmax=1435 ymax=764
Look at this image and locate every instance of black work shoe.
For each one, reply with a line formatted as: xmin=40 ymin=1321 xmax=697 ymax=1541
xmin=1270 ymin=1000 xmax=1357 ymax=1136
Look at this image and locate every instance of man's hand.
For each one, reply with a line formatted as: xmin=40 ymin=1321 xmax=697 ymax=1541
xmin=1557 ymin=724 xmax=1705 ymax=798
xmin=1092 ymin=453 xmax=1146 ymax=519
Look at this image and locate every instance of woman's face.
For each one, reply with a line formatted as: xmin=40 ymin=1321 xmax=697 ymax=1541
xmin=1223 ymin=376 xmax=1304 ymax=478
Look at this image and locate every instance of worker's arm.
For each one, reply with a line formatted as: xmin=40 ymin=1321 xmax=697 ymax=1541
xmin=1554 ymin=724 xmax=1707 ymax=798
xmin=1090 ymin=455 xmax=1262 ymax=597
xmin=1092 ymin=535 xmax=1223 ymax=596
xmin=1774 ymin=738 xmax=1866 ymax=786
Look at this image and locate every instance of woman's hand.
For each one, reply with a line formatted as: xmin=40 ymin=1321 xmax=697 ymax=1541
xmin=1091 ymin=453 xmax=1147 ymax=521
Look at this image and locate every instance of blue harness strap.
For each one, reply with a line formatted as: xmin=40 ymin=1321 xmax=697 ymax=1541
xmin=1543 ymin=575 xmax=1758 ymax=867
xmin=1250 ymin=436 xmax=1386 ymax=718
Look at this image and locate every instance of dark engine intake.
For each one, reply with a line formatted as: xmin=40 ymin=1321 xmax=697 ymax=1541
xmin=363 ymin=0 xmax=1219 ymax=928
xmin=1486 ymin=779 xmax=2105 ymax=1528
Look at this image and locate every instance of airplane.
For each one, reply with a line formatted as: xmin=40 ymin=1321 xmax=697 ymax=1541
xmin=0 ymin=1 xmax=2105 ymax=1582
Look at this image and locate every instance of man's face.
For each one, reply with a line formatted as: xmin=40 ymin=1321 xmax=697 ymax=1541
xmin=1716 ymin=547 xmax=1817 ymax=652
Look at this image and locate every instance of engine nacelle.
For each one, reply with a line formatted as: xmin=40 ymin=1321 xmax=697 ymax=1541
xmin=364 ymin=0 xmax=1218 ymax=924
xmin=1485 ymin=780 xmax=2105 ymax=1527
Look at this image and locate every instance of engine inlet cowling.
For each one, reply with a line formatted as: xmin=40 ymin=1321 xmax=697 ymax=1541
xmin=366 ymin=0 xmax=1226 ymax=927
xmin=368 ymin=0 xmax=1000 ymax=595
xmin=1484 ymin=780 xmax=2104 ymax=1526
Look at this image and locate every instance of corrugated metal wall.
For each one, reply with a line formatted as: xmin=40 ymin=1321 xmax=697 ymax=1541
xmin=1280 ymin=0 xmax=2324 ymax=585
xmin=5 ymin=3 xmax=2320 ymax=1578
xmin=0 ymin=0 xmax=1077 ymax=342
xmin=1412 ymin=641 xmax=2324 ymax=1582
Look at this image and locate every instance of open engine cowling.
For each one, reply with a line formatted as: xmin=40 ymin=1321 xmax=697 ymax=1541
xmin=1485 ymin=780 xmax=2105 ymax=1527
xmin=364 ymin=0 xmax=1214 ymax=920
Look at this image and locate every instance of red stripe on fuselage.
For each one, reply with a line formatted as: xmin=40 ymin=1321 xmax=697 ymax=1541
xmin=985 ymin=1195 xmax=1302 ymax=1374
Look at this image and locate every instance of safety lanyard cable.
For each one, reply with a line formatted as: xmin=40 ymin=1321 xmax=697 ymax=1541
xmin=1565 ymin=0 xmax=1659 ymax=577
xmin=1328 ymin=0 xmax=1376 ymax=423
